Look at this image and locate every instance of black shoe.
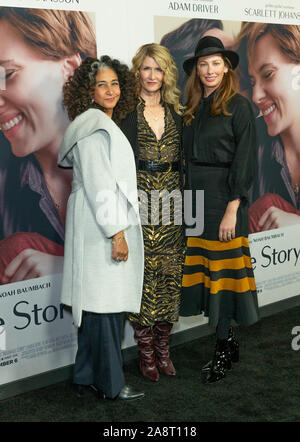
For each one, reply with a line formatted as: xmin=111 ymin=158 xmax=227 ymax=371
xmin=201 ymin=360 xmax=212 ymax=373
xmin=73 ymin=383 xmax=99 ymax=399
xmin=204 ymin=339 xmax=231 ymax=384
xmin=118 ymin=385 xmax=145 ymax=400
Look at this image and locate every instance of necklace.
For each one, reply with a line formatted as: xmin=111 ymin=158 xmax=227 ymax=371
xmin=286 ymin=156 xmax=299 ymax=201
xmin=292 ymin=183 xmax=299 ymax=199
xmin=145 ymin=105 xmax=163 ymax=122
xmin=45 ymin=182 xmax=61 ymax=211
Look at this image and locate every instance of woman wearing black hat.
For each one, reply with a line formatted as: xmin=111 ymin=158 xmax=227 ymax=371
xmin=180 ymin=36 xmax=259 ymax=384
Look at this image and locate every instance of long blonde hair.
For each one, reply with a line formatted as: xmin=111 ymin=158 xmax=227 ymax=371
xmin=184 ymin=56 xmax=239 ymax=125
xmin=131 ymin=43 xmax=183 ymax=114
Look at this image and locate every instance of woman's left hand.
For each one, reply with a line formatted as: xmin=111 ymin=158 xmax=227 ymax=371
xmin=219 ymin=212 xmax=237 ymax=242
xmin=219 ymin=199 xmax=240 ymax=241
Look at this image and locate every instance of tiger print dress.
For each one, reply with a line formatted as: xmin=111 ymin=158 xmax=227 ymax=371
xmin=128 ymin=100 xmax=185 ymax=326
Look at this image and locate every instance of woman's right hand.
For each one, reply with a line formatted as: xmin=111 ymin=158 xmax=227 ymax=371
xmin=111 ymin=232 xmax=129 ymax=262
xmin=219 ymin=211 xmax=237 ymax=242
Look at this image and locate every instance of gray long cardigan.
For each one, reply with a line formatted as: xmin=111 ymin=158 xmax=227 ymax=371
xmin=58 ymin=109 xmax=144 ymax=327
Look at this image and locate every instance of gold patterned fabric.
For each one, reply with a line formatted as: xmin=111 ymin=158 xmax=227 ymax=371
xmin=128 ymin=100 xmax=185 ymax=326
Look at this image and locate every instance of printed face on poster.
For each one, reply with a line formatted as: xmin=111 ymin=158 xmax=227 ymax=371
xmin=0 ymin=4 xmax=97 ymax=386
xmin=0 ymin=7 xmax=96 ymax=286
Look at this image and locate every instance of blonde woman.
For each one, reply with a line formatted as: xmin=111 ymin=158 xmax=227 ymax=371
xmin=121 ymin=43 xmax=184 ymax=382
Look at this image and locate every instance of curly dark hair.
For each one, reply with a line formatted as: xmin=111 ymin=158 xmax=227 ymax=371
xmin=63 ymin=56 xmax=137 ymax=125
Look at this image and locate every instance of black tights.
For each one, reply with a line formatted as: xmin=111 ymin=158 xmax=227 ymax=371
xmin=216 ymin=317 xmax=231 ymax=340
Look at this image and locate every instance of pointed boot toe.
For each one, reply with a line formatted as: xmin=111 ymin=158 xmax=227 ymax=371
xmin=118 ymin=385 xmax=145 ymax=401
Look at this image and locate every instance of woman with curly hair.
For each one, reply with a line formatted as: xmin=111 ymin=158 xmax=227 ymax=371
xmin=64 ymin=55 xmax=137 ymax=126
xmin=58 ymin=56 xmax=145 ymax=401
xmin=121 ymin=43 xmax=185 ymax=382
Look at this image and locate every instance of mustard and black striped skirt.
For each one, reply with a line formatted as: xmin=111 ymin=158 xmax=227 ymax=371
xmin=180 ymin=165 xmax=259 ymax=326
xmin=181 ymin=236 xmax=259 ymax=326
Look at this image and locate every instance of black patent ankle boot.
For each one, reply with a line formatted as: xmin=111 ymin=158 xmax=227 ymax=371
xmin=204 ymin=339 xmax=232 ymax=384
xmin=227 ymin=327 xmax=239 ymax=363
xmin=202 ymin=327 xmax=239 ymax=373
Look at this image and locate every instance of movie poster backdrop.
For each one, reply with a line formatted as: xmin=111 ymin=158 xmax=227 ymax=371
xmin=0 ymin=0 xmax=299 ymax=389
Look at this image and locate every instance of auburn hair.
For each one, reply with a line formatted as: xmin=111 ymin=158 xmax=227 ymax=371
xmin=184 ymin=56 xmax=239 ymax=125
xmin=0 ymin=7 xmax=96 ymax=60
xmin=237 ymin=23 xmax=300 ymax=64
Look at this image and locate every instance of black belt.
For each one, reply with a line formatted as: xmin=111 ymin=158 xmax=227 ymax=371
xmin=192 ymin=161 xmax=230 ymax=168
xmin=138 ymin=160 xmax=180 ymax=172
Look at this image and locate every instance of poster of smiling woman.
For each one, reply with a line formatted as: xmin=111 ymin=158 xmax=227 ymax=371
xmin=0 ymin=7 xmax=96 ymax=285
xmin=0 ymin=5 xmax=97 ymax=389
xmin=234 ymin=23 xmax=300 ymax=234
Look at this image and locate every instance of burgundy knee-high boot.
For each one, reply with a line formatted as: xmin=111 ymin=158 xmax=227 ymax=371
xmin=131 ymin=322 xmax=159 ymax=382
xmin=153 ymin=322 xmax=176 ymax=376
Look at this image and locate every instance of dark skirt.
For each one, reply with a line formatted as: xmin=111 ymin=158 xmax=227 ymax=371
xmin=180 ymin=164 xmax=259 ymax=326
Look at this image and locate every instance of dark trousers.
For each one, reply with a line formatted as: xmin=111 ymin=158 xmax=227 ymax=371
xmin=73 ymin=312 xmax=125 ymax=399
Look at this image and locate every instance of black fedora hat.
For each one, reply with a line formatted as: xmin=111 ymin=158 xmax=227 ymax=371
xmin=183 ymin=36 xmax=239 ymax=76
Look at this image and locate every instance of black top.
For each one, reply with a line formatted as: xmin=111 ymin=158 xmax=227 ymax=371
xmin=184 ymin=92 xmax=257 ymax=204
